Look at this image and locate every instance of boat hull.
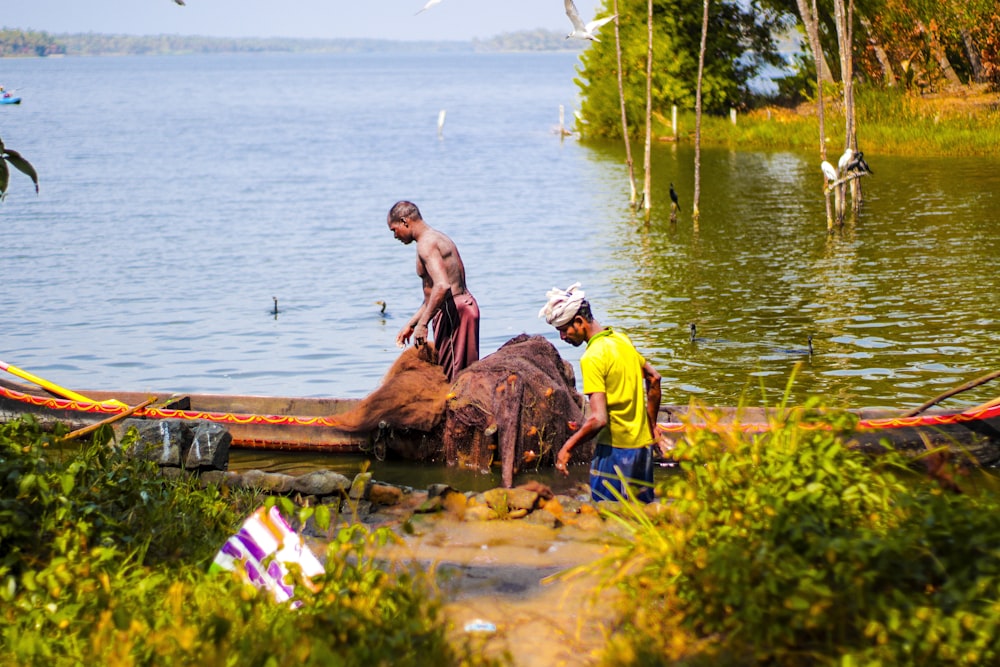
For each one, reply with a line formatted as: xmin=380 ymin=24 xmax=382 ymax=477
xmin=0 ymin=381 xmax=368 ymax=452
xmin=3 ymin=379 xmax=1000 ymax=462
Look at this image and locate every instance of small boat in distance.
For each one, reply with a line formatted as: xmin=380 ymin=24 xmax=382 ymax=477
xmin=0 ymin=87 xmax=21 ymax=105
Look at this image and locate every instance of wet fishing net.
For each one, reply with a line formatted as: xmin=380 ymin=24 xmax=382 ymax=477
xmin=443 ymin=334 xmax=588 ymax=487
xmin=329 ymin=344 xmax=450 ymax=460
xmin=331 ymin=334 xmax=588 ymax=486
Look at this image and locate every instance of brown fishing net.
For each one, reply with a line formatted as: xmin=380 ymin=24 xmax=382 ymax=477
xmin=329 ymin=343 xmax=449 ymax=434
xmin=443 ymin=334 xmax=588 ymax=487
xmin=331 ymin=334 xmax=588 ymax=487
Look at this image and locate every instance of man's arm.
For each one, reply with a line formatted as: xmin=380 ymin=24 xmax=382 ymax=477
xmin=642 ymin=360 xmax=663 ymax=445
xmin=411 ymin=240 xmax=453 ymax=346
xmin=555 ymin=392 xmax=607 ymax=475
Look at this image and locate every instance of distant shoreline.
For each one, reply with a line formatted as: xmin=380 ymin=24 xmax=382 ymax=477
xmin=1 ymin=28 xmax=586 ymax=58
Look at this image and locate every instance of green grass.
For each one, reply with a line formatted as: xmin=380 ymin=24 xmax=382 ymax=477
xmin=652 ymin=87 xmax=1000 ymax=157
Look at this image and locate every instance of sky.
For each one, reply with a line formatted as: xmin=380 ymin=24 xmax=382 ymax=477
xmin=5 ymin=0 xmax=607 ymax=42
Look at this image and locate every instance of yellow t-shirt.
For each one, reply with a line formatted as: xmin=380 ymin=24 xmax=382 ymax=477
xmin=580 ymin=328 xmax=652 ymax=449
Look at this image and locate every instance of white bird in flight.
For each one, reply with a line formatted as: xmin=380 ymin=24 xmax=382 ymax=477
xmin=416 ymin=0 xmax=443 ymax=14
xmin=564 ymin=0 xmax=616 ymax=42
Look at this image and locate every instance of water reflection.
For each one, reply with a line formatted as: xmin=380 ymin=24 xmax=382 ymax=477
xmin=582 ymin=142 xmax=1000 ymax=411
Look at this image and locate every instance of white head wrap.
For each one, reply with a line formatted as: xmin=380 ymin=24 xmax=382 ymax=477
xmin=538 ymin=282 xmax=585 ymax=328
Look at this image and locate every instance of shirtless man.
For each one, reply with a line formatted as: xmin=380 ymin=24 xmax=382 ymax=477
xmin=387 ymin=200 xmax=480 ymax=382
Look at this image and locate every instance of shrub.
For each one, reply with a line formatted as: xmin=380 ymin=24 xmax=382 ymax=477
xmin=0 ymin=418 xmax=495 ymax=666
xmin=581 ymin=401 xmax=1000 ymax=665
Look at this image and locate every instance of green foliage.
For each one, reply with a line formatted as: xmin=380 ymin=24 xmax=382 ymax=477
xmin=0 ymin=418 xmax=493 ymax=666
xmin=579 ymin=401 xmax=1000 ymax=665
xmin=0 ymin=29 xmax=65 ymax=57
xmin=661 ymin=84 xmax=1000 ymax=156
xmin=0 ymin=136 xmax=39 ymax=201
xmin=576 ymin=0 xmax=791 ymax=138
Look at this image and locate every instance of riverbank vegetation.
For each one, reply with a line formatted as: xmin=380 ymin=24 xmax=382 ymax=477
xmin=578 ymin=399 xmax=1000 ymax=665
xmin=576 ymin=0 xmax=999 ymax=141
xmin=657 ymin=85 xmax=1000 ymax=157
xmin=0 ymin=418 xmax=492 ymax=666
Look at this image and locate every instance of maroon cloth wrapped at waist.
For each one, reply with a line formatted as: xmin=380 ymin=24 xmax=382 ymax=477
xmin=432 ymin=291 xmax=480 ymax=382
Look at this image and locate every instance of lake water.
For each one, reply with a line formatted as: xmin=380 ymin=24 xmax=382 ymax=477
xmin=3 ymin=51 xmax=1000 ymax=422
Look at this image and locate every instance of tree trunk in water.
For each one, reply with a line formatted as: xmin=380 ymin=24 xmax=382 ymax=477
xmin=612 ymin=0 xmax=638 ymax=207
xmin=847 ymin=0 xmax=862 ymax=208
xmin=795 ymin=0 xmax=835 ymax=84
xmin=642 ymin=0 xmax=653 ymax=220
xmin=833 ymin=0 xmax=851 ymax=223
xmin=799 ymin=0 xmax=833 ymax=231
xmin=693 ymin=0 xmax=709 ymax=222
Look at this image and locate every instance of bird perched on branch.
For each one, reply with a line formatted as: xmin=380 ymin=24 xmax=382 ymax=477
xmin=837 ymin=148 xmax=854 ymax=175
xmin=845 ymin=151 xmax=873 ymax=176
xmin=669 ymin=183 xmax=679 ymax=208
xmin=564 ymin=0 xmax=616 ymax=41
xmin=821 ymin=160 xmax=838 ymax=182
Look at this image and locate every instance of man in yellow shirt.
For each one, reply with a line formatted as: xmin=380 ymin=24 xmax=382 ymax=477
xmin=540 ymin=283 xmax=661 ymax=503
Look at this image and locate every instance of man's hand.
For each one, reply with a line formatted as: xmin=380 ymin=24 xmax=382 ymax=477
xmin=396 ymin=325 xmax=414 ymax=348
xmin=413 ymin=323 xmax=428 ymax=347
xmin=555 ymin=446 xmax=572 ymax=477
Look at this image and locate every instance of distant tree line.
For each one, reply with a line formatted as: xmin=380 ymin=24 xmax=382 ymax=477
xmin=0 ymin=29 xmax=66 ymax=57
xmin=472 ymin=29 xmax=585 ymax=52
xmin=0 ymin=28 xmax=585 ymax=58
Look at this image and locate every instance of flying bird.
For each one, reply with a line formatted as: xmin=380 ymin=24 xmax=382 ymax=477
xmin=173 ymin=0 xmax=185 ymax=5
xmin=821 ymin=160 xmax=838 ymax=182
xmin=564 ymin=0 xmax=616 ymax=42
xmin=416 ymin=0 xmax=442 ymax=14
xmin=845 ymin=151 xmax=873 ymax=176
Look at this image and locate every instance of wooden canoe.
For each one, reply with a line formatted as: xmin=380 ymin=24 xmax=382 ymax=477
xmin=0 ymin=378 xmax=368 ymax=452
xmin=3 ymin=377 xmax=1000 ymax=463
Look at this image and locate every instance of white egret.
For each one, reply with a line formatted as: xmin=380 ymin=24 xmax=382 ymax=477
xmin=821 ymin=160 xmax=838 ymax=182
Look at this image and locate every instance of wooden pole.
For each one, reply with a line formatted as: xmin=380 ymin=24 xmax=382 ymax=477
xmin=899 ymin=370 xmax=1000 ymax=418
xmin=62 ymin=397 xmax=158 ymax=441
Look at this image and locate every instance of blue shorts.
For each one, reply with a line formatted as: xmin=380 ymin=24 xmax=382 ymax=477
xmin=590 ymin=444 xmax=655 ymax=503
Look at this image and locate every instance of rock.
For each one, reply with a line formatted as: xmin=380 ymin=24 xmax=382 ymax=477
xmin=505 ymin=487 xmax=540 ymax=511
xmin=291 ymin=470 xmax=351 ymax=496
xmin=232 ymin=470 xmax=295 ymax=493
xmin=369 ymin=483 xmax=405 ymax=506
xmin=125 ymin=419 xmax=191 ymax=467
xmin=415 ymin=495 xmax=444 ymax=514
xmin=121 ymin=418 xmax=231 ymax=471
xmin=464 ymin=504 xmax=498 ymax=522
xmin=199 ymin=470 xmax=237 ymax=487
xmin=522 ymin=508 xmax=559 ymax=528
xmin=427 ymin=483 xmax=457 ymax=499
xmin=350 ymin=472 xmax=372 ymax=500
xmin=185 ymin=421 xmax=231 ymax=470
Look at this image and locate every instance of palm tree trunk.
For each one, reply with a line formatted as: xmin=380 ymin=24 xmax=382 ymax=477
xmin=642 ymin=0 xmax=653 ymax=220
xmin=693 ymin=0 xmax=709 ymax=222
xmin=612 ymin=1 xmax=638 ymax=207
xmin=814 ymin=0 xmax=833 ymax=229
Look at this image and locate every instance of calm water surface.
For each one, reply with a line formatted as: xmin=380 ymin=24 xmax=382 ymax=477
xmin=2 ymin=52 xmax=999 ymax=479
